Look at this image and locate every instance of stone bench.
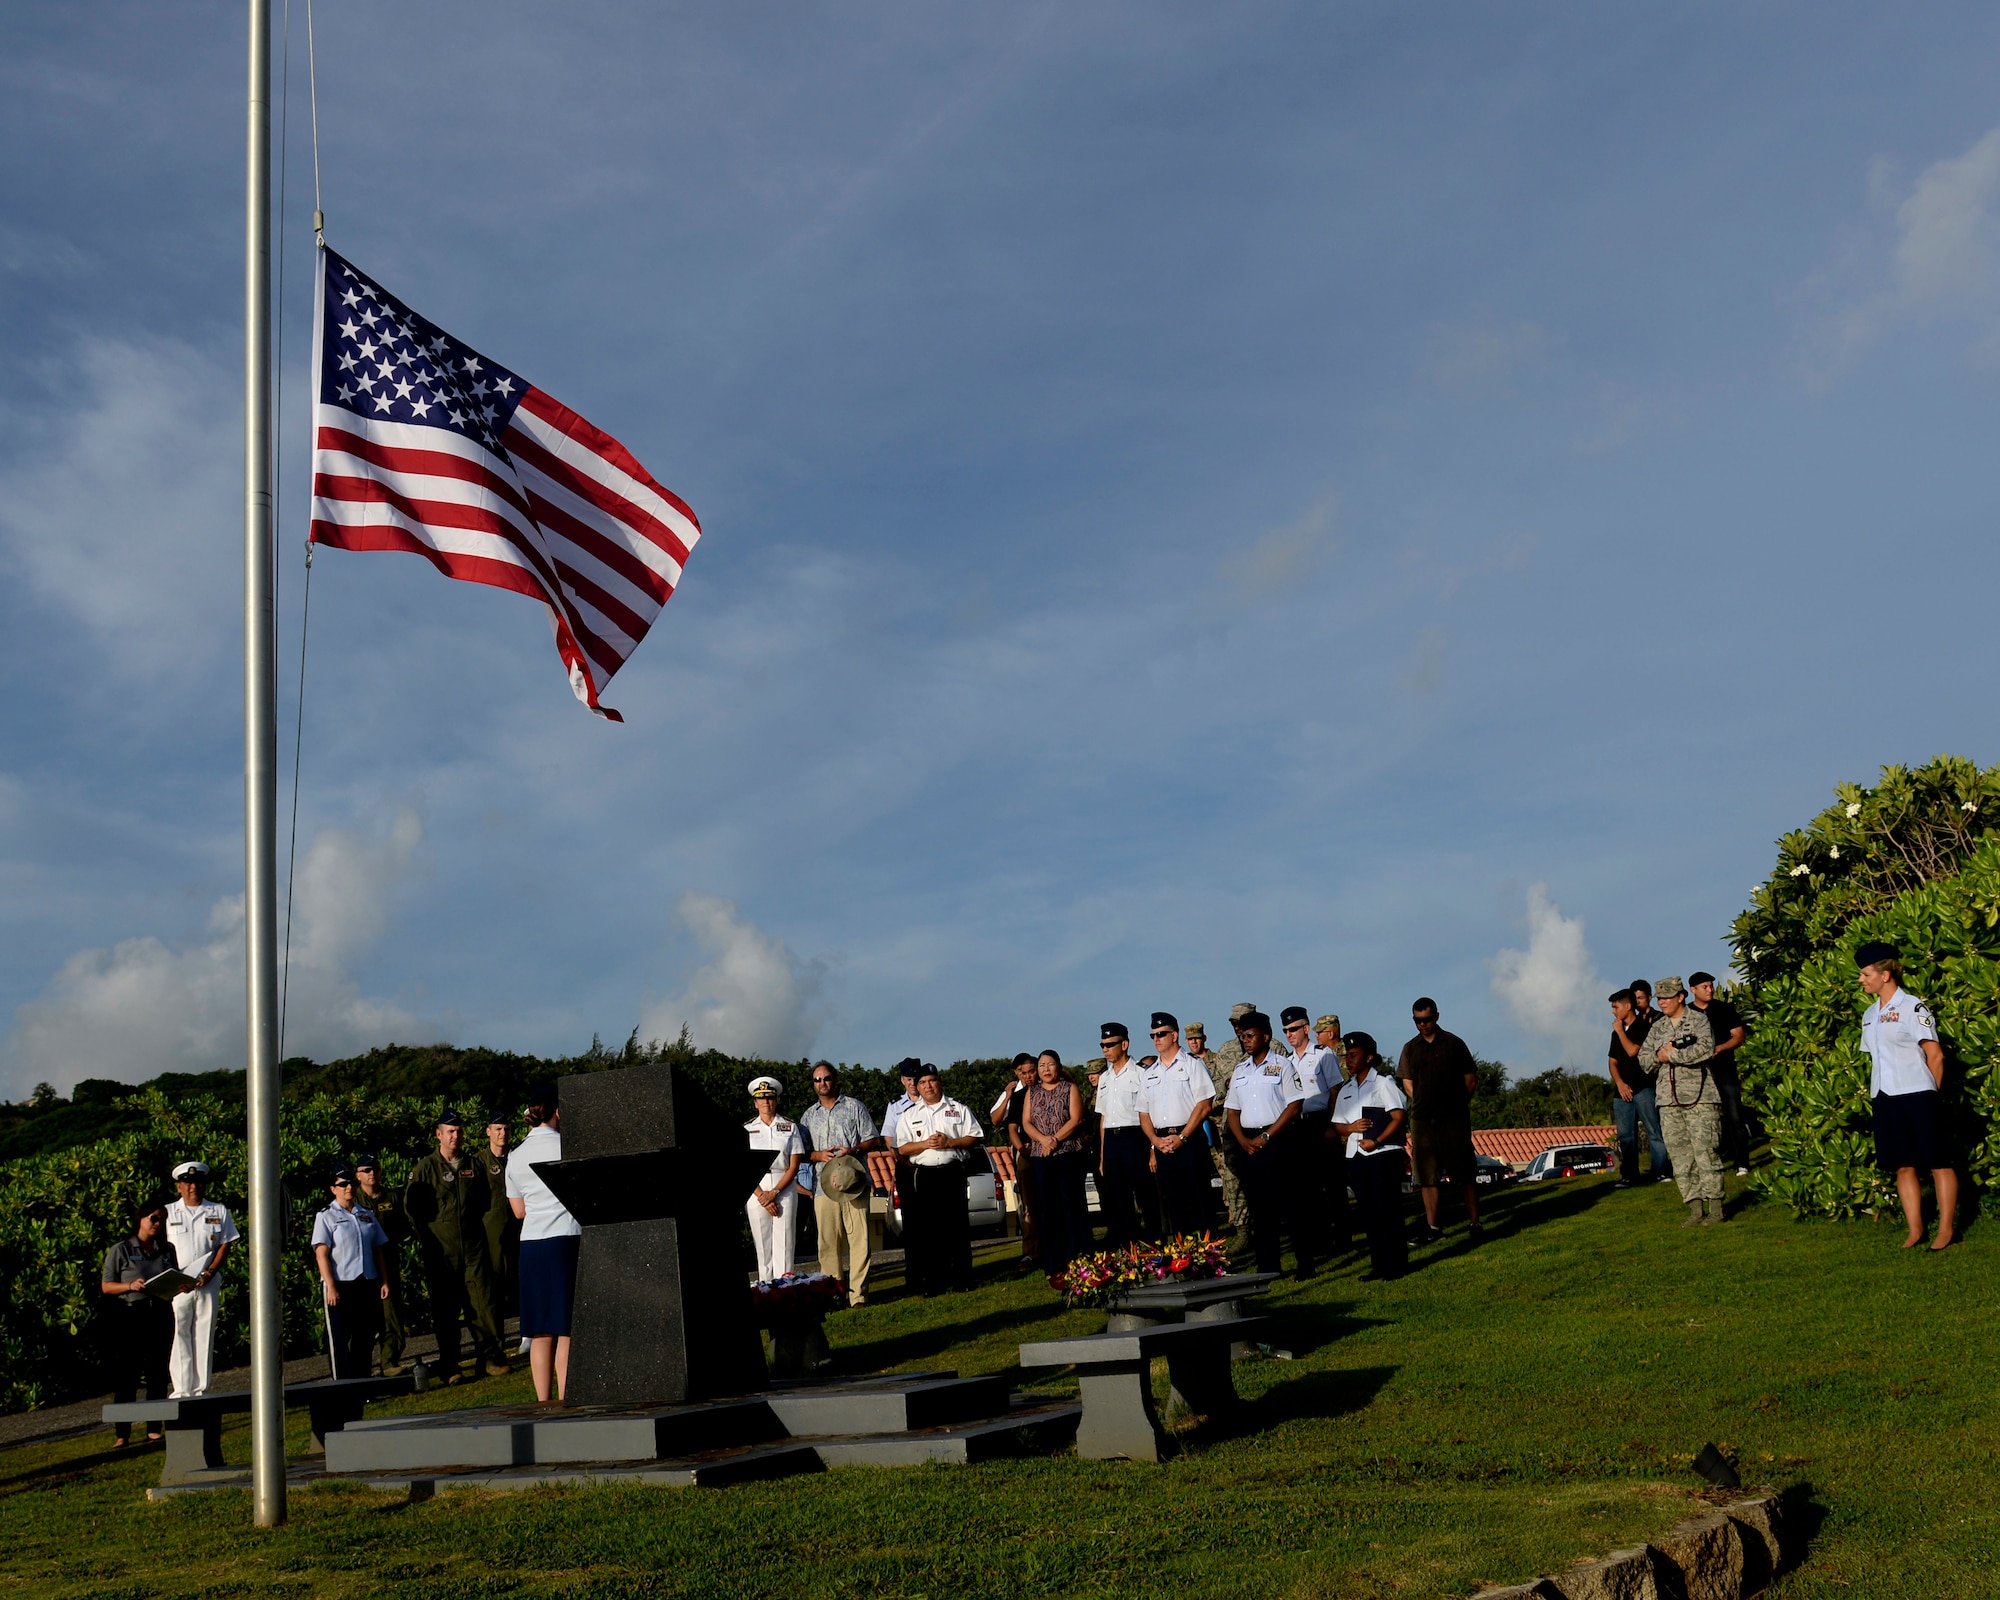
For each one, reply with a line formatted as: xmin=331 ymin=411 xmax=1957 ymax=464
xmin=1017 ymin=1316 xmax=1264 ymax=1461
xmin=1104 ymin=1272 xmax=1281 ymax=1355
xmin=103 ymin=1375 xmax=414 ymax=1487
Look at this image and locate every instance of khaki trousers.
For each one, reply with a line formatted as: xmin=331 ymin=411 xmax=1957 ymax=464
xmin=1659 ymin=1101 xmax=1725 ymax=1203
xmin=814 ymin=1190 xmax=872 ymax=1297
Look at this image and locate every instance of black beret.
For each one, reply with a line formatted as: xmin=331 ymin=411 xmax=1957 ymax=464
xmin=436 ymin=1109 xmax=464 ymax=1128
xmin=1341 ymin=1030 xmax=1377 ymax=1056
xmin=895 ymin=1057 xmax=922 ymax=1077
xmin=1854 ymin=940 xmax=1900 ymax=968
xmin=1150 ymin=1011 xmax=1177 ymax=1032
xmin=1279 ymin=1005 xmax=1309 ymax=1027
xmin=1100 ymin=1022 xmax=1128 ymax=1041
xmin=1688 ymin=971 xmax=1716 ymax=988
xmin=915 ymin=1062 xmax=942 ymax=1081
xmin=1237 ymin=1010 xmax=1271 ymax=1032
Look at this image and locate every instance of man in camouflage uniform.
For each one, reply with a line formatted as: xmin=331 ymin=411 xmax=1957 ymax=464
xmin=481 ymin=1110 xmax=520 ymax=1329
xmin=1641 ymin=978 xmax=1725 ymax=1226
xmin=353 ymin=1152 xmax=409 ymax=1374
xmin=1205 ymin=1003 xmax=1262 ymax=1247
xmin=405 ymin=1110 xmax=508 ymax=1380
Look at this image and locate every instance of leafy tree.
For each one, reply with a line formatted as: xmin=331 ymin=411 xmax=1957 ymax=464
xmin=1735 ymin=756 xmax=2000 ymax=1217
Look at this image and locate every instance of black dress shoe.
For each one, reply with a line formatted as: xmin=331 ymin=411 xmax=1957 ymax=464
xmin=1415 ymin=1226 xmax=1445 ymax=1246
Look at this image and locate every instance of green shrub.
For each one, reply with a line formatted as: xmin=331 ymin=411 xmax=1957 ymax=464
xmin=1734 ymin=757 xmax=2000 ymax=1218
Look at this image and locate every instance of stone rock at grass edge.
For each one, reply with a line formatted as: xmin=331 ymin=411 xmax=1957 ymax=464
xmin=1651 ymin=1511 xmax=1746 ymax=1600
xmin=1473 ymin=1583 xmax=1564 ymax=1599
xmin=1551 ymin=1547 xmax=1658 ymax=1600
xmin=1719 ymin=1495 xmax=1784 ymax=1586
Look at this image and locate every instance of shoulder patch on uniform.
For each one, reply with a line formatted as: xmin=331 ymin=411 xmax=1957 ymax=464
xmin=1914 ymin=1002 xmax=1934 ymax=1023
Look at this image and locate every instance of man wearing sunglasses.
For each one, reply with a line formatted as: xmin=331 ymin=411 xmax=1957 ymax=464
xmin=312 ymin=1164 xmax=391 ymax=1379
xmin=1138 ymin=1012 xmax=1217 ymax=1237
xmin=1095 ymin=1023 xmax=1158 ymax=1247
xmin=800 ymin=1061 xmax=884 ymax=1304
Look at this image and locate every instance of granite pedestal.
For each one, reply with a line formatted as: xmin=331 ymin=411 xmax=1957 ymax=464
xmin=533 ymin=1063 xmax=774 ymax=1405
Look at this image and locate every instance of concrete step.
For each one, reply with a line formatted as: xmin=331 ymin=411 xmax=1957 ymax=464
xmin=324 ymin=1395 xmax=787 ymax=1473
xmin=303 ymin=1438 xmax=824 ymax=1494
xmin=810 ymin=1400 xmax=1080 ymax=1467
xmin=321 ymin=1371 xmax=1008 ymax=1474
xmin=766 ymin=1374 xmax=1012 ymax=1437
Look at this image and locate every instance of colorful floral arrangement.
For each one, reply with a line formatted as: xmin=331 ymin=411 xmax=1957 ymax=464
xmin=1050 ymin=1232 xmax=1230 ymax=1308
xmin=748 ymin=1271 xmax=846 ymax=1320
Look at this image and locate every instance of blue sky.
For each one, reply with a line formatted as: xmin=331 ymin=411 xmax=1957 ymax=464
xmin=4 ymin=3 xmax=1999 ymax=1095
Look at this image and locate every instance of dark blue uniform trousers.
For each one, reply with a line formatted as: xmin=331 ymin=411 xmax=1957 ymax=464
xmin=1155 ymin=1136 xmax=1217 ymax=1238
xmin=1236 ymin=1123 xmax=1319 ymax=1275
xmin=1097 ymin=1127 xmax=1159 ymax=1247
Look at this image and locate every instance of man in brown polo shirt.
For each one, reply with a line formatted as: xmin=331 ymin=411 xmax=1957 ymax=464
xmin=1396 ymin=997 xmax=1483 ymax=1246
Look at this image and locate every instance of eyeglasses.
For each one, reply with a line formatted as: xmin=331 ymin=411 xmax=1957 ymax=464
xmin=331 ymin=1179 xmax=354 ymax=1189
xmin=1149 ymin=1028 xmax=1174 ymax=1038
xmin=811 ymin=1076 xmax=835 ymax=1084
xmin=355 ymin=1167 xmax=377 ymax=1175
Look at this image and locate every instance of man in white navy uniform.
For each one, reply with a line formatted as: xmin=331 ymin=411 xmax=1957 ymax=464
xmin=1282 ymin=1005 xmax=1342 ymax=1257
xmin=164 ymin=1159 xmax=240 ymax=1397
xmin=1139 ymin=1012 xmax=1216 ymax=1237
xmin=1856 ymin=939 xmax=1957 ymax=1251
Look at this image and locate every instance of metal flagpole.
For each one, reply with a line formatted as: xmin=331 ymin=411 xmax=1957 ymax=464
xmin=243 ymin=0 xmax=286 ymax=1529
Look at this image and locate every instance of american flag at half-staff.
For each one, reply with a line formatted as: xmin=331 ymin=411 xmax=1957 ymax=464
xmin=308 ymin=246 xmax=701 ymax=721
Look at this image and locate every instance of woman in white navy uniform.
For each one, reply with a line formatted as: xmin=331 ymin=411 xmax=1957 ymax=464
xmin=744 ymin=1076 xmax=806 ymax=1280
xmin=1855 ymin=940 xmax=1957 ymax=1251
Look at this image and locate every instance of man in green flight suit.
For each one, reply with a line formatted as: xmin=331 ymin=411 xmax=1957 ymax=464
xmin=405 ymin=1109 xmax=508 ymax=1381
xmin=481 ymin=1109 xmax=520 ymax=1329
xmin=353 ymin=1151 xmax=410 ymax=1375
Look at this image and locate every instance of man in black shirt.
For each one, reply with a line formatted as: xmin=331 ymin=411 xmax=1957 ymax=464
xmin=1690 ymin=972 xmax=1750 ymax=1175
xmin=99 ymin=1197 xmax=181 ymax=1444
xmin=1606 ymin=986 xmax=1673 ymax=1186
xmin=1397 ymin=998 xmax=1483 ymax=1244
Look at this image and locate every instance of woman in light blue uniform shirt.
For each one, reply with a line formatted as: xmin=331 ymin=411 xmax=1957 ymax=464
xmin=1855 ymin=940 xmax=1956 ymax=1251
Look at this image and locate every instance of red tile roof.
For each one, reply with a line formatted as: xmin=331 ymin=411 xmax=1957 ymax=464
xmin=1473 ymin=1125 xmax=1617 ymax=1169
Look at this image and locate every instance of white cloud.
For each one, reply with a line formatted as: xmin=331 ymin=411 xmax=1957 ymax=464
xmin=0 ymin=337 xmax=237 ymax=676
xmin=642 ymin=891 xmax=826 ymax=1061
xmin=1487 ymin=883 xmax=1601 ymax=1068
xmin=1814 ymin=126 xmax=2000 ymax=372
xmin=0 ymin=808 xmax=428 ymax=1096
xmin=1222 ymin=494 xmax=1339 ymax=600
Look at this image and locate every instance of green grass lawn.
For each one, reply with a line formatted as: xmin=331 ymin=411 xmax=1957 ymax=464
xmin=0 ymin=1172 xmax=1993 ymax=1598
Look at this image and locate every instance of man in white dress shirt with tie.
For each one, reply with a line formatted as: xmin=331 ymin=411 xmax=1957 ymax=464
xmin=1094 ymin=1022 xmax=1157 ymax=1246
xmin=1139 ymin=1012 xmax=1217 ymax=1237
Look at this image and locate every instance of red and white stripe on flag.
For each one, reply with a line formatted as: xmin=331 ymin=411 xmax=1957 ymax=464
xmin=306 ymin=247 xmax=700 ymax=720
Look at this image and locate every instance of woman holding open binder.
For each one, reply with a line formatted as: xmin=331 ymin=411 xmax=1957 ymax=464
xmin=1332 ymin=1032 xmax=1410 ymax=1282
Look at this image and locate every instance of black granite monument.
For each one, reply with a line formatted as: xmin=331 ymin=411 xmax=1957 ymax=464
xmin=533 ymin=1063 xmax=773 ymax=1405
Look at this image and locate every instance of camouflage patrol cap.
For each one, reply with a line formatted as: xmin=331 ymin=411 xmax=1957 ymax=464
xmin=1654 ymin=976 xmax=1687 ymax=999
xmin=1315 ymin=1013 xmax=1340 ymax=1033
xmin=1228 ymin=1002 xmax=1257 ymax=1022
xmin=1186 ymin=1021 xmax=1206 ymax=1037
